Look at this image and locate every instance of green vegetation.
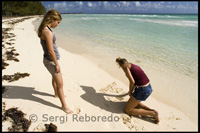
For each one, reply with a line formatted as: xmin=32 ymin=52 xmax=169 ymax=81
xmin=2 ymin=1 xmax=46 ymax=16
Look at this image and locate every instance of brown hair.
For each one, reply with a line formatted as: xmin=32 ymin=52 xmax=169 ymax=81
xmin=37 ymin=9 xmax=62 ymax=37
xmin=116 ymin=57 xmax=128 ymax=66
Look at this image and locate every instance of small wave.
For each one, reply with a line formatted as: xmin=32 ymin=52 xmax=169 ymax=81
xmin=105 ymin=14 xmax=182 ymax=18
xmin=82 ymin=17 xmax=99 ymax=20
xmin=129 ymin=18 xmax=198 ymax=27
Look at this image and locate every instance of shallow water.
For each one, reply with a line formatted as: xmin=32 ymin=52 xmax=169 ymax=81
xmin=55 ymin=14 xmax=198 ymax=79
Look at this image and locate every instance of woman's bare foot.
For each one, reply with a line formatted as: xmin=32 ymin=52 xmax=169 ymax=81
xmin=62 ymin=106 xmax=73 ymax=114
xmin=153 ymin=110 xmax=159 ymax=124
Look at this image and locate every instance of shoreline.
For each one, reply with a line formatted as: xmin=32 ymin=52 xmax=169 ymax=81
xmin=54 ymin=24 xmax=198 ymax=125
xmin=2 ymin=16 xmax=198 ymax=131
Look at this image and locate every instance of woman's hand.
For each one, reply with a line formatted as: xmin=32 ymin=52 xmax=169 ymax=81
xmin=128 ymin=87 xmax=135 ymax=96
xmin=128 ymin=90 xmax=132 ymax=96
xmin=56 ymin=65 xmax=61 ymax=73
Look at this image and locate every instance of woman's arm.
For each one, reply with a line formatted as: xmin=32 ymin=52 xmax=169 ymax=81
xmin=43 ymin=29 xmax=60 ymax=73
xmin=124 ymin=67 xmax=135 ymax=96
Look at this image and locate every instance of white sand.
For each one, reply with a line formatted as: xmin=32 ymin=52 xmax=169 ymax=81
xmin=2 ymin=17 xmax=198 ymax=131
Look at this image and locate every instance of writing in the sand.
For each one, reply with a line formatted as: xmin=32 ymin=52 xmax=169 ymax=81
xmin=42 ymin=114 xmax=120 ymax=124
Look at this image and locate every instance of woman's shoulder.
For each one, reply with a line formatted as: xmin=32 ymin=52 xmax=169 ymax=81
xmin=42 ymin=27 xmax=51 ymax=34
xmin=42 ymin=27 xmax=53 ymax=38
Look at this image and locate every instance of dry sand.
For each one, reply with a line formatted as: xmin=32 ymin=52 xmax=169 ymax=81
xmin=2 ymin=16 xmax=198 ymax=131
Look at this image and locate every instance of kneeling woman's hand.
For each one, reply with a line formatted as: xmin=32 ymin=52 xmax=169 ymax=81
xmin=128 ymin=87 xmax=135 ymax=96
xmin=128 ymin=90 xmax=132 ymax=96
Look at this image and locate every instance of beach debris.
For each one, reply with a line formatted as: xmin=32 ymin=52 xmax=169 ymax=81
xmin=2 ymin=72 xmax=30 ymax=82
xmin=2 ymin=18 xmax=31 ymax=73
xmin=5 ymin=50 xmax=20 ymax=62
xmin=7 ymin=17 xmax=34 ymax=25
xmin=2 ymin=59 xmax=9 ymax=70
xmin=44 ymin=123 xmax=57 ymax=132
xmin=2 ymin=107 xmax=31 ymax=132
xmin=136 ymin=60 xmax=141 ymax=63
xmin=175 ymin=117 xmax=181 ymax=120
xmin=2 ymin=25 xmax=19 ymax=71
xmin=2 ymin=28 xmax=13 ymax=40
xmin=9 ymin=39 xmax=16 ymax=41
xmin=2 ymin=27 xmax=12 ymax=32
xmin=33 ymin=123 xmax=58 ymax=132
xmin=33 ymin=124 xmax=46 ymax=131
xmin=74 ymin=107 xmax=81 ymax=114
xmin=2 ymin=102 xmax=6 ymax=112
xmin=5 ymin=42 xmax=15 ymax=45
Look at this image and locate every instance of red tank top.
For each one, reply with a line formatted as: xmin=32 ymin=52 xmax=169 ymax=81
xmin=129 ymin=63 xmax=149 ymax=86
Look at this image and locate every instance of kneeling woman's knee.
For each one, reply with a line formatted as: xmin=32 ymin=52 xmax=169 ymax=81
xmin=124 ymin=107 xmax=131 ymax=115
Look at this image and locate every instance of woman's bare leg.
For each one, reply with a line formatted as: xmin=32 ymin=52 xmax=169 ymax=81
xmin=52 ymin=78 xmax=58 ymax=98
xmin=125 ymin=96 xmax=159 ymax=123
xmin=136 ymin=102 xmax=154 ymax=111
xmin=53 ymin=72 xmax=73 ymax=114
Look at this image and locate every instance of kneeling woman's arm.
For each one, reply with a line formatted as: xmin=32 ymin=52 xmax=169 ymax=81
xmin=124 ymin=66 xmax=135 ymax=96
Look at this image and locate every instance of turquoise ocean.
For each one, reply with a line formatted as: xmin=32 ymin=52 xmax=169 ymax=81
xmin=55 ymin=14 xmax=198 ymax=79
xmin=39 ymin=14 xmax=198 ymax=123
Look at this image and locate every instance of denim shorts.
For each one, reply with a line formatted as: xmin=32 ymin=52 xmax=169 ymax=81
xmin=43 ymin=58 xmax=60 ymax=76
xmin=132 ymin=84 xmax=152 ymax=101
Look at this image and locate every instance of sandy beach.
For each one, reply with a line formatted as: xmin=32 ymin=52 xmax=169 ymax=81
xmin=2 ymin=16 xmax=198 ymax=131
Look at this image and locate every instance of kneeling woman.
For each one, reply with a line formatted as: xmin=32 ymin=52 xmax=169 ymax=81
xmin=116 ymin=57 xmax=159 ymax=123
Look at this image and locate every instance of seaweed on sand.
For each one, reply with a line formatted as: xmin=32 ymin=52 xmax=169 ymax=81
xmin=44 ymin=123 xmax=58 ymax=132
xmin=2 ymin=107 xmax=31 ymax=132
xmin=2 ymin=72 xmax=30 ymax=82
xmin=2 ymin=59 xmax=9 ymax=70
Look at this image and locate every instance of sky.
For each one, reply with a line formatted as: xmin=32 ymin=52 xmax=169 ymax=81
xmin=41 ymin=1 xmax=198 ymax=14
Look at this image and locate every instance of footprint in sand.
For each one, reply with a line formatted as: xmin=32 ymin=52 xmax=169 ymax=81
xmin=120 ymin=114 xmax=148 ymax=131
xmin=120 ymin=114 xmax=131 ymax=124
xmin=120 ymin=114 xmax=138 ymax=130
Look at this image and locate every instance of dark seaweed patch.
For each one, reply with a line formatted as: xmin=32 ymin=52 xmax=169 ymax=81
xmin=7 ymin=17 xmax=34 ymax=25
xmin=2 ymin=107 xmax=31 ymax=132
xmin=5 ymin=50 xmax=19 ymax=62
xmin=2 ymin=59 xmax=9 ymax=70
xmin=2 ymin=72 xmax=30 ymax=82
xmin=44 ymin=123 xmax=57 ymax=132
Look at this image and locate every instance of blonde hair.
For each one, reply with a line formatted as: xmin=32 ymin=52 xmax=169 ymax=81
xmin=116 ymin=57 xmax=128 ymax=66
xmin=37 ymin=9 xmax=62 ymax=37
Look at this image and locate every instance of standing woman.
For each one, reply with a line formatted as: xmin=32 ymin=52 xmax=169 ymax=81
xmin=116 ymin=57 xmax=159 ymax=123
xmin=38 ymin=9 xmax=73 ymax=114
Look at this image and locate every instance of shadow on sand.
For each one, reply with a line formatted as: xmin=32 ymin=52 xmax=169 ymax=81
xmin=80 ymin=85 xmax=127 ymax=114
xmin=80 ymin=85 xmax=157 ymax=124
xmin=2 ymin=85 xmax=61 ymax=110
